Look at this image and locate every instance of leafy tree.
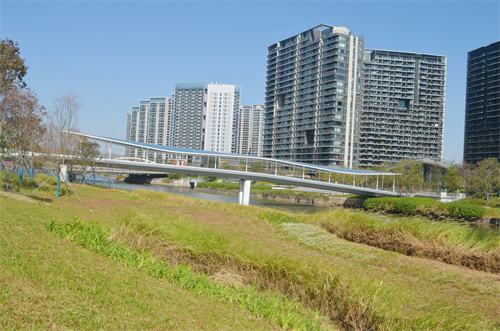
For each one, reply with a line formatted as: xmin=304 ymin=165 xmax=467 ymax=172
xmin=0 ymin=39 xmax=28 ymax=97
xmin=0 ymin=88 xmax=46 ymax=158
xmin=461 ymin=161 xmax=478 ymax=196
xmin=75 ymin=139 xmax=100 ymax=181
xmin=474 ymin=158 xmax=500 ymax=201
xmin=427 ymin=164 xmax=445 ymax=192
xmin=443 ymin=164 xmax=462 ymax=193
xmin=76 ymin=139 xmax=100 ymax=167
xmin=395 ymin=159 xmax=423 ymax=194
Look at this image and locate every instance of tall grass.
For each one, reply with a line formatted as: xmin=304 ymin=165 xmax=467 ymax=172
xmin=46 ymin=219 xmax=328 ymax=331
xmin=305 ymin=207 xmax=500 ymax=273
xmin=111 ymin=208 xmax=394 ymax=330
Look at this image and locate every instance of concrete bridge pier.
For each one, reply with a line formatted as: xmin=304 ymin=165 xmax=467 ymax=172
xmin=238 ymin=179 xmax=251 ymax=205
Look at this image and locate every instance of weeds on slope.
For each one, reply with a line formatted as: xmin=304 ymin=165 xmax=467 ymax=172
xmin=110 ymin=190 xmax=499 ymax=329
xmin=112 ymin=209 xmax=397 ymax=331
xmin=45 ymin=219 xmax=329 ymax=331
xmin=253 ymin=205 xmax=500 ymax=273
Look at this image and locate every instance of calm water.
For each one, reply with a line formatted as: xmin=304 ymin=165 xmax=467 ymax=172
xmin=93 ymin=178 xmax=327 ymax=214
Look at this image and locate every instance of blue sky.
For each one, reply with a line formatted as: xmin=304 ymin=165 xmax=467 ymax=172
xmin=1 ymin=0 xmax=499 ymax=163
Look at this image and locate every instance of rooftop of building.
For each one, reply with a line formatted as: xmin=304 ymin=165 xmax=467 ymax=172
xmin=269 ymin=24 xmax=364 ymax=48
xmin=365 ymin=48 xmax=446 ymax=59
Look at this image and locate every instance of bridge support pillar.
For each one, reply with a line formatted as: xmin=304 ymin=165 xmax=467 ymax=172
xmin=238 ymin=179 xmax=251 ymax=205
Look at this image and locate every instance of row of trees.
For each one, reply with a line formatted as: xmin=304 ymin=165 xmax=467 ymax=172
xmin=0 ymin=38 xmax=99 ymax=175
xmin=393 ymin=158 xmax=500 ymax=200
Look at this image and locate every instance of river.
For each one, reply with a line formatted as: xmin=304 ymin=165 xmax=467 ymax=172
xmin=93 ymin=179 xmax=328 ymax=214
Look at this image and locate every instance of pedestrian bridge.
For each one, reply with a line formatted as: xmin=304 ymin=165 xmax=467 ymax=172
xmin=69 ymin=131 xmax=402 ymax=205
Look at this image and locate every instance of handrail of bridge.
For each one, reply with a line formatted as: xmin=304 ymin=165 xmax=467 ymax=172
xmin=64 ymin=131 xmax=403 ymax=197
xmin=65 ymin=131 xmax=400 ymax=176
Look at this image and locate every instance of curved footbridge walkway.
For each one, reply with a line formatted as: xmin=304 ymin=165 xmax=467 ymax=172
xmin=70 ymin=132 xmax=402 ymax=205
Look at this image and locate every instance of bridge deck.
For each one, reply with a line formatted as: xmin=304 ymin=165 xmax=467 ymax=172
xmin=68 ymin=131 xmax=405 ymax=201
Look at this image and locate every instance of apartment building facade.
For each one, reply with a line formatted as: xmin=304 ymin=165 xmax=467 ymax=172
xmin=125 ymin=97 xmax=173 ymax=161
xmin=172 ymin=83 xmax=206 ymax=151
xmin=264 ymin=25 xmax=447 ymax=168
xmin=263 ymin=24 xmax=364 ymax=168
xmin=232 ymin=104 xmax=265 ymax=156
xmin=463 ymin=41 xmax=500 ymax=164
xmin=204 ymin=83 xmax=241 ymax=153
xmin=359 ymin=50 xmax=446 ymax=167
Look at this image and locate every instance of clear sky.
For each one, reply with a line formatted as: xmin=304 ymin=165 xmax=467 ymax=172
xmin=1 ymin=0 xmax=499 ymax=163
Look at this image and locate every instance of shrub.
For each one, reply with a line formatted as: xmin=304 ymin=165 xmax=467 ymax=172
xmin=462 ymin=197 xmax=500 ymax=208
xmin=445 ymin=201 xmax=486 ymax=219
xmin=363 ymin=197 xmax=486 ymax=219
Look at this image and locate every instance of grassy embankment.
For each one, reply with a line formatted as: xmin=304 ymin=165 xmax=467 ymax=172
xmin=1 ymin=174 xmax=499 ymax=330
xmin=462 ymin=197 xmax=500 ymax=217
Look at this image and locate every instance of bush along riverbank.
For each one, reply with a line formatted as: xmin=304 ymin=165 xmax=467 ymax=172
xmin=196 ymin=182 xmax=497 ymax=222
xmin=363 ymin=197 xmax=487 ymax=219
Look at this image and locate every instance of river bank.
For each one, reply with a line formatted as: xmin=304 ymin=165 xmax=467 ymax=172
xmin=195 ymin=187 xmax=365 ymax=207
xmin=2 ymin=181 xmax=499 ymax=330
xmin=122 ymin=177 xmax=499 ymax=226
xmin=138 ymin=176 xmax=365 ymax=207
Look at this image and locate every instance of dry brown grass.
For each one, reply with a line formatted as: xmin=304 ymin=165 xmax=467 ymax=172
xmin=319 ymin=221 xmax=500 ymax=274
xmin=0 ymin=190 xmax=38 ymax=204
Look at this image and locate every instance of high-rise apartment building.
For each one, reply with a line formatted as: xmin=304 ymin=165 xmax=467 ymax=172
xmin=232 ymin=104 xmax=265 ymax=156
xmin=172 ymin=83 xmax=206 ymax=150
xmin=263 ymin=24 xmax=364 ymax=167
xmin=264 ymin=24 xmax=447 ymax=168
xmin=204 ymin=83 xmax=241 ymax=153
xmin=125 ymin=97 xmax=173 ymax=161
xmin=463 ymin=41 xmax=500 ymax=164
xmin=172 ymin=83 xmax=240 ymax=153
xmin=359 ymin=50 xmax=446 ymax=167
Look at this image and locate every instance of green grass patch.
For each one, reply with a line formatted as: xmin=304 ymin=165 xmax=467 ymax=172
xmin=485 ymin=207 xmax=500 ymax=217
xmin=0 ymin=197 xmax=277 ymax=329
xmin=46 ymin=218 xmax=327 ymax=331
xmin=462 ymin=196 xmax=500 ymax=208
xmin=302 ymin=207 xmax=500 ymax=272
xmin=2 ymin=185 xmax=499 ymax=330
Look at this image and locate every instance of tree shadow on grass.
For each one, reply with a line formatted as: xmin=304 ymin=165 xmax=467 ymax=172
xmin=30 ymin=195 xmax=53 ymax=203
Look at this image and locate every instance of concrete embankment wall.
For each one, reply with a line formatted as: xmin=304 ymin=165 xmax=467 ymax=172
xmin=150 ymin=178 xmax=200 ymax=187
xmin=469 ymin=217 xmax=500 ymax=226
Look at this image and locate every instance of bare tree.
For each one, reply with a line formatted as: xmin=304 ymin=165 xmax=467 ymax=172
xmin=44 ymin=91 xmax=83 ymax=168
